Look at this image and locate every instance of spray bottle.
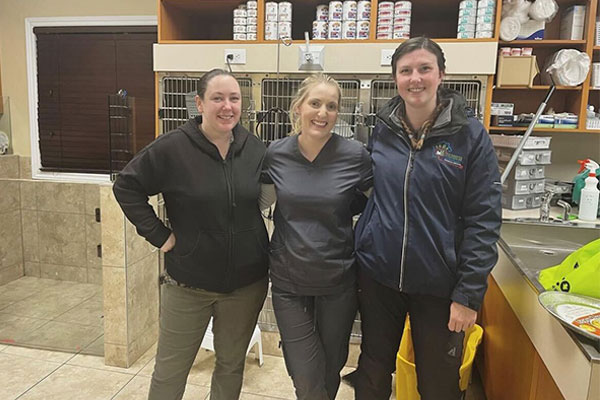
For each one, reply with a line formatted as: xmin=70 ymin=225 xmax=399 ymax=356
xmin=577 ymin=159 xmax=600 ymax=221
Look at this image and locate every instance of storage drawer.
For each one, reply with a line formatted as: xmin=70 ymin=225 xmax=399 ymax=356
xmin=502 ymin=193 xmax=543 ymax=210
xmin=496 ymin=148 xmax=552 ymax=165
xmin=500 ymin=162 xmax=545 ymax=180
xmin=503 ymin=179 xmax=545 ymax=195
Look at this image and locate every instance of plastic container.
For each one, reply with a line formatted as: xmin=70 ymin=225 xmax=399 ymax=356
xmin=578 ymin=171 xmax=599 ymax=221
xmin=396 ymin=318 xmax=483 ymax=399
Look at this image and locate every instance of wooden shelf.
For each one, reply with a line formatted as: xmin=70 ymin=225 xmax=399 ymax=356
xmin=489 ymin=126 xmax=595 ymax=133
xmin=499 ymin=40 xmax=586 ymax=46
xmin=594 ymin=46 xmax=600 ymax=50
xmin=494 ymin=85 xmax=582 ymax=91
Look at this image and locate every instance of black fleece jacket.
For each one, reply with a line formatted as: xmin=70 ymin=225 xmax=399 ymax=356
xmin=113 ymin=117 xmax=268 ymax=293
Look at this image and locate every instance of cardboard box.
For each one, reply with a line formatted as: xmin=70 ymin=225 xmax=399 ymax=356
xmin=491 ymin=102 xmax=514 ymax=116
xmin=560 ymin=5 xmax=586 ymax=40
xmin=496 ymin=55 xmax=540 ymax=87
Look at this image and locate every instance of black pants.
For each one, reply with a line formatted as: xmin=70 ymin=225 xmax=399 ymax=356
xmin=355 ymin=271 xmax=464 ymax=400
xmin=272 ymin=285 xmax=357 ymax=400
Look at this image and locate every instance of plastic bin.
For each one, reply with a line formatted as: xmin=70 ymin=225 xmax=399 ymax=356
xmin=395 ymin=318 xmax=483 ymax=399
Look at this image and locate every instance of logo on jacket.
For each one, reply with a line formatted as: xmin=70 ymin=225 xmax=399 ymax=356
xmin=433 ymin=141 xmax=464 ymax=169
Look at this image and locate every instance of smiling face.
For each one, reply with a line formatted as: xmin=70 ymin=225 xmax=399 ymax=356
xmin=394 ymin=48 xmax=444 ymax=116
xmin=296 ymin=83 xmax=339 ymax=141
xmin=196 ymin=74 xmax=241 ymax=136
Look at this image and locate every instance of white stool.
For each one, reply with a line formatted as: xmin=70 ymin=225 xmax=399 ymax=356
xmin=200 ymin=317 xmax=264 ymax=367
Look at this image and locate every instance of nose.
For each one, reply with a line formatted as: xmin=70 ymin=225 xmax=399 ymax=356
xmin=409 ymin=70 xmax=421 ymax=82
xmin=317 ymin=104 xmax=328 ymax=116
xmin=222 ymin=99 xmax=233 ymax=109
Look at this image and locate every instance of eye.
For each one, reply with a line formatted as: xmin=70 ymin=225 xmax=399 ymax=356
xmin=420 ymin=65 xmax=432 ymax=72
xmin=327 ymin=103 xmax=338 ymax=111
xmin=400 ymin=68 xmax=410 ymax=75
xmin=310 ymin=100 xmax=320 ymax=108
xmin=212 ymin=96 xmax=223 ymax=102
xmin=230 ymin=96 xmax=241 ymax=102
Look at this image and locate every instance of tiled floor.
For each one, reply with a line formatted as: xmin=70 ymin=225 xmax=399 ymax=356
xmin=0 ymin=277 xmax=104 ymax=355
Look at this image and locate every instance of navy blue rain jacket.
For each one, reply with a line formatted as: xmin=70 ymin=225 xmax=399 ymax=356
xmin=354 ymin=88 xmax=502 ymax=311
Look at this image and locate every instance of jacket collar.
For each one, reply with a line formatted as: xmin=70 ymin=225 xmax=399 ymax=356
xmin=179 ymin=116 xmax=250 ymax=160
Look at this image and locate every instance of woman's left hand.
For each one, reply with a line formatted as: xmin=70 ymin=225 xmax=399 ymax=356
xmin=448 ymin=301 xmax=477 ymax=332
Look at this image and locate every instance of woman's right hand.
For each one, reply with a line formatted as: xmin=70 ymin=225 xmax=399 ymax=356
xmin=160 ymin=233 xmax=176 ymax=253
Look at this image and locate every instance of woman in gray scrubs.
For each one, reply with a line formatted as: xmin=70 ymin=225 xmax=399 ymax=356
xmin=261 ymin=74 xmax=372 ymax=400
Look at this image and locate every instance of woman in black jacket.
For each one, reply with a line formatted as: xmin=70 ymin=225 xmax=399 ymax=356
xmin=113 ymin=69 xmax=269 ymax=400
xmin=261 ymin=74 xmax=372 ymax=400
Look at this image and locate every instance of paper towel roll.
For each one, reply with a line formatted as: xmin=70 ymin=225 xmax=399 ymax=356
xmin=500 ymin=17 xmax=521 ymax=41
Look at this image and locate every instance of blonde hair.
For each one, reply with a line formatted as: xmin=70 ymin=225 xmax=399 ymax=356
xmin=289 ymin=74 xmax=342 ymax=135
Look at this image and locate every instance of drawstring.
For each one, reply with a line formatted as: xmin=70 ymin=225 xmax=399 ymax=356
xmin=229 ymin=134 xmax=237 ymax=208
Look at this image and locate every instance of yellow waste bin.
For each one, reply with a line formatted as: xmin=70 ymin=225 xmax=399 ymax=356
xmin=395 ymin=317 xmax=483 ymax=400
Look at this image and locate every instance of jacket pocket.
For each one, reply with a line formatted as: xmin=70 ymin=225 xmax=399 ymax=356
xmin=176 ymin=230 xmax=228 ymax=268
xmin=233 ymin=228 xmax=269 ymax=271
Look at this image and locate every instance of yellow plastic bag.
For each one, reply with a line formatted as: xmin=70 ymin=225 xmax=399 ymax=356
xmin=395 ymin=317 xmax=483 ymax=399
xmin=538 ymin=238 xmax=600 ymax=299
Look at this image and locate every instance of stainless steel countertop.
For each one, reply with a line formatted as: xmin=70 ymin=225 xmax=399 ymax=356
xmin=498 ymin=221 xmax=600 ymax=362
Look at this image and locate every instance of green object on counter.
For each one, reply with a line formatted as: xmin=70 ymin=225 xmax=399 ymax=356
xmin=573 ymin=167 xmax=600 ymax=217
xmin=539 ymin=238 xmax=600 ymax=299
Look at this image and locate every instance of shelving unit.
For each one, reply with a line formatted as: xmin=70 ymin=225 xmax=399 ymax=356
xmin=487 ymin=0 xmax=599 ymax=132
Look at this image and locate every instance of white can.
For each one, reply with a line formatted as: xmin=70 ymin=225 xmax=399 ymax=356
xmin=343 ymin=1 xmax=358 ymax=20
xmin=394 ymin=24 xmax=410 ymax=33
xmin=522 ymin=47 xmax=533 ymax=56
xmin=376 ymin=31 xmax=393 ymax=39
xmin=476 ymin=14 xmax=494 ymax=24
xmin=265 ymin=2 xmax=278 ymax=14
xmin=476 ymin=6 xmax=495 ymax=16
xmin=247 ymin=17 xmax=257 ymax=25
xmin=329 ymin=1 xmax=343 ymax=21
xmin=378 ymin=9 xmax=394 ymax=18
xmin=278 ymin=22 xmax=292 ymax=38
xmin=458 ymin=16 xmax=476 ymax=25
xmin=234 ymin=33 xmax=247 ymax=40
xmin=394 ymin=1 xmax=411 ymax=10
xmin=233 ymin=25 xmax=247 ymax=33
xmin=476 ymin=22 xmax=494 ymax=32
xmin=457 ymin=31 xmax=475 ymax=39
xmin=459 ymin=0 xmax=477 ymax=9
xmin=265 ymin=22 xmax=278 ymax=40
xmin=247 ymin=0 xmax=258 ymax=9
xmin=475 ymin=30 xmax=493 ymax=38
xmin=234 ymin=9 xmax=247 ymax=18
xmin=378 ymin=1 xmax=394 ymax=10
xmin=247 ymin=24 xmax=258 ymax=33
xmin=377 ymin=24 xmax=393 ymax=33
xmin=459 ymin=8 xmax=476 ymax=17
xmin=247 ymin=9 xmax=258 ymax=17
xmin=279 ymin=2 xmax=292 ymax=21
xmin=378 ymin=17 xmax=393 ymax=25
xmin=394 ymin=16 xmax=411 ymax=25
xmin=457 ymin=23 xmax=476 ymax=33
xmin=478 ymin=0 xmax=495 ymax=7
xmin=328 ymin=24 xmax=342 ymax=39
xmin=234 ymin=17 xmax=247 ymax=25
xmin=394 ymin=9 xmax=411 ymax=17
xmin=393 ymin=31 xmax=410 ymax=39
xmin=329 ymin=20 xmax=342 ymax=32
xmin=316 ymin=5 xmax=329 ymax=21
xmin=313 ymin=21 xmax=328 ymax=39
xmin=342 ymin=20 xmax=357 ymax=39
xmin=510 ymin=47 xmax=522 ymax=56
xmin=592 ymin=63 xmax=600 ymax=88
xmin=247 ymin=33 xmax=257 ymax=40
xmin=357 ymin=20 xmax=370 ymax=39
xmin=357 ymin=1 xmax=371 ymax=21
xmin=266 ymin=12 xmax=278 ymax=22
xmin=499 ymin=47 xmax=511 ymax=56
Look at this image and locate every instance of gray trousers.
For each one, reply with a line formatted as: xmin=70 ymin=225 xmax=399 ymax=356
xmin=272 ymin=285 xmax=357 ymax=400
xmin=148 ymin=276 xmax=268 ymax=400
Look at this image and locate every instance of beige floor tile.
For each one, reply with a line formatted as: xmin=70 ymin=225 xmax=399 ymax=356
xmin=0 ymin=344 xmax=6 ymax=352
xmin=0 ymin=353 xmax=61 ymax=400
xmin=182 ymin=349 xmax=216 ymax=386
xmin=2 ymin=290 xmax=91 ymax=319
xmin=241 ymin=354 xmax=295 ymax=399
xmin=0 ymin=276 xmax=59 ymax=309
xmin=240 ymin=393 xmax=290 ymax=399
xmin=68 ymin=342 xmax=156 ymax=375
xmin=17 ymin=364 xmax=133 ymax=400
xmin=81 ymin=334 xmax=104 ymax=356
xmin=113 ymin=375 xmax=210 ymax=400
xmin=2 ymin=345 xmax=75 ymax=363
xmin=0 ymin=313 xmax=49 ymax=344
xmin=19 ymin=320 xmax=102 ymax=353
xmin=54 ymin=296 xmax=104 ymax=327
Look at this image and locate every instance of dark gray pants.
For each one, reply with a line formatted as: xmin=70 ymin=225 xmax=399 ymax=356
xmin=272 ymin=285 xmax=357 ymax=400
xmin=149 ymin=276 xmax=268 ymax=400
xmin=355 ymin=270 xmax=464 ymax=400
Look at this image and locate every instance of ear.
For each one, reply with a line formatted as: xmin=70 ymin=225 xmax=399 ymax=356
xmin=195 ymin=95 xmax=203 ymax=114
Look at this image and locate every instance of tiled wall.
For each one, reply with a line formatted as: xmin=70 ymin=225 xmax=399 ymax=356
xmin=0 ymin=156 xmax=24 ymax=285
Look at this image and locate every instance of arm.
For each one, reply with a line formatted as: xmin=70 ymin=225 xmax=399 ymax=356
xmin=112 ymin=143 xmax=172 ymax=250
xmin=259 ymin=183 xmax=276 ymax=211
xmin=449 ymin=127 xmax=502 ymax=330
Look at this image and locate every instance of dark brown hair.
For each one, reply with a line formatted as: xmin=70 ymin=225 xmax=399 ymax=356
xmin=197 ymin=69 xmax=237 ymax=99
xmin=391 ymin=37 xmax=446 ymax=77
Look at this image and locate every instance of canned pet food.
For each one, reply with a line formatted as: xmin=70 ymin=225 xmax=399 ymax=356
xmin=378 ymin=1 xmax=394 ymax=10
xmin=457 ymin=31 xmax=475 ymax=39
xmin=457 ymin=24 xmax=476 ymax=33
xmin=394 ymin=1 xmax=411 ymax=11
xmin=458 ymin=16 xmax=476 ymax=25
xmin=247 ymin=17 xmax=257 ymax=25
xmin=476 ymin=14 xmax=494 ymax=24
xmin=234 ymin=9 xmax=247 ymax=18
xmin=393 ymin=31 xmax=410 ymax=39
xmin=376 ymin=31 xmax=393 ymax=39
xmin=357 ymin=1 xmax=371 ymax=20
xmin=394 ymin=17 xmax=411 ymax=25
xmin=475 ymin=30 xmax=493 ymax=38
xmin=316 ymin=5 xmax=329 ymax=20
xmin=510 ymin=47 xmax=522 ymax=56
xmin=377 ymin=24 xmax=393 ymax=33
xmin=522 ymin=47 xmax=533 ymax=56
xmin=247 ymin=0 xmax=258 ymax=9
xmin=394 ymin=9 xmax=411 ymax=17
xmin=499 ymin=47 xmax=511 ymax=56
xmin=378 ymin=17 xmax=393 ymax=25
xmin=233 ymin=25 xmax=247 ymax=33
xmin=234 ymin=33 xmax=247 ymax=40
xmin=394 ymin=24 xmax=410 ymax=33
xmin=476 ymin=6 xmax=495 ymax=16
xmin=476 ymin=22 xmax=494 ymax=31
xmin=279 ymin=2 xmax=292 ymax=21
xmin=313 ymin=21 xmax=328 ymax=39
xmin=343 ymin=1 xmax=357 ymax=20
xmin=247 ymin=33 xmax=257 ymax=40
xmin=247 ymin=9 xmax=257 ymax=17
xmin=378 ymin=9 xmax=394 ymax=18
xmin=459 ymin=0 xmax=477 ymax=9
xmin=265 ymin=22 xmax=278 ymax=40
xmin=247 ymin=24 xmax=258 ymax=33
xmin=278 ymin=22 xmax=292 ymax=38
xmin=342 ymin=20 xmax=357 ymax=39
xmin=459 ymin=8 xmax=476 ymax=17
xmin=329 ymin=1 xmax=343 ymax=20
xmin=357 ymin=20 xmax=370 ymax=39
xmin=328 ymin=24 xmax=342 ymax=39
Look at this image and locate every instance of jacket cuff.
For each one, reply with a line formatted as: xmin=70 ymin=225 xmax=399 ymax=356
xmin=450 ymin=290 xmax=480 ymax=312
xmin=146 ymin=224 xmax=172 ymax=249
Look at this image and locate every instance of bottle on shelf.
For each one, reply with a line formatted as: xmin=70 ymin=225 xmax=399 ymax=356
xmin=578 ymin=160 xmax=600 ymax=221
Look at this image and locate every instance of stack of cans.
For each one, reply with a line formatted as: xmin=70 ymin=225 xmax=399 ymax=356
xmin=457 ymin=0 xmax=476 ymax=39
xmin=327 ymin=1 xmax=343 ymax=40
xmin=312 ymin=1 xmax=369 ymax=41
xmin=475 ymin=0 xmax=495 ymax=39
xmin=341 ymin=1 xmax=357 ymax=40
xmin=313 ymin=4 xmax=329 ymax=40
xmin=264 ymin=1 xmax=293 ymax=40
xmin=377 ymin=1 xmax=394 ymax=40
xmin=233 ymin=1 xmax=258 ymax=41
xmin=393 ymin=1 xmax=411 ymax=40
xmin=356 ymin=1 xmax=371 ymax=40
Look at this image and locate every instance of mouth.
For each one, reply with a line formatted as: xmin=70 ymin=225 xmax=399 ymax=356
xmin=218 ymin=115 xmax=234 ymax=121
xmin=311 ymin=120 xmax=328 ymax=128
xmin=408 ymin=87 xmax=425 ymax=93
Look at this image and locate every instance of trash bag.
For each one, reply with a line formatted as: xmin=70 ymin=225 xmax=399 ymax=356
xmin=539 ymin=239 xmax=600 ymax=299
xmin=542 ymin=49 xmax=591 ymax=86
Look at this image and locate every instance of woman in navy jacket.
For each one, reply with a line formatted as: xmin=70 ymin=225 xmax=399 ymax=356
xmin=353 ymin=37 xmax=502 ymax=400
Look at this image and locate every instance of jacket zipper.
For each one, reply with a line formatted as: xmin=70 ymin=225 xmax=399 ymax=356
xmin=222 ymin=159 xmax=234 ymax=290
xmin=378 ymin=117 xmax=414 ymax=292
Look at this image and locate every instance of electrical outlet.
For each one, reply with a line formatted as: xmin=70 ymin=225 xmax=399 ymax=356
xmin=224 ymin=49 xmax=246 ymax=64
xmin=380 ymin=49 xmax=395 ymax=66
